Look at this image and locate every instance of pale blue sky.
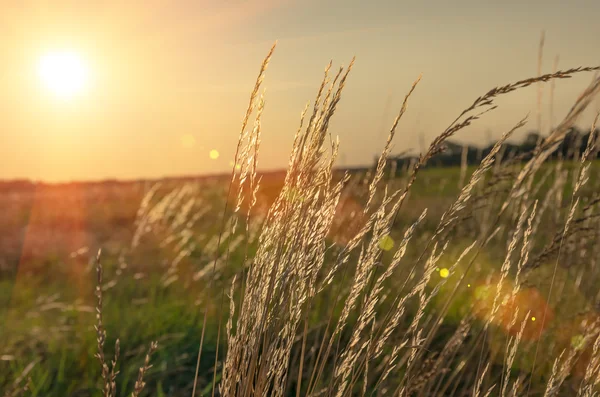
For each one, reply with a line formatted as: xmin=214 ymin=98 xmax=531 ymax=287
xmin=1 ymin=0 xmax=599 ymax=181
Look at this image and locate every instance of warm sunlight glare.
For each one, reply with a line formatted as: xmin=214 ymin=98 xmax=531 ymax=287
xmin=181 ymin=134 xmax=196 ymax=149
xmin=37 ymin=50 xmax=89 ymax=99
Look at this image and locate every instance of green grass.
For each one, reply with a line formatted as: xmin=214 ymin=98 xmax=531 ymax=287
xmin=2 ymin=159 xmax=600 ymax=395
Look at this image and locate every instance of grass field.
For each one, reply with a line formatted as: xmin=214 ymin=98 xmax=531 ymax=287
xmin=2 ymin=158 xmax=600 ymax=396
xmin=3 ymin=48 xmax=600 ymax=396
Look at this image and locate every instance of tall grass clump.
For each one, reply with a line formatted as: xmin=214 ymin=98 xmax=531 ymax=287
xmin=183 ymin=45 xmax=600 ymax=396
xmin=5 ymin=44 xmax=600 ymax=396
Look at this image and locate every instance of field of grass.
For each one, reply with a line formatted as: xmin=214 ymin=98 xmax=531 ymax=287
xmin=2 ymin=160 xmax=600 ymax=396
xmin=2 ymin=48 xmax=600 ymax=396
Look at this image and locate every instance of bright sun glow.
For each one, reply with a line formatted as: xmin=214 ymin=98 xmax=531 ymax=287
xmin=37 ymin=50 xmax=89 ymax=99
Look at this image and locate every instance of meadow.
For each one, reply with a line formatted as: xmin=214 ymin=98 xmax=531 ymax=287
xmin=2 ymin=46 xmax=600 ymax=396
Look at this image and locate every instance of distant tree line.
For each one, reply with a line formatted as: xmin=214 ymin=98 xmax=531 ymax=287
xmin=383 ymin=126 xmax=600 ymax=169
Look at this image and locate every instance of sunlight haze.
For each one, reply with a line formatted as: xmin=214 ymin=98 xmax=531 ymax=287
xmin=1 ymin=0 xmax=599 ymax=182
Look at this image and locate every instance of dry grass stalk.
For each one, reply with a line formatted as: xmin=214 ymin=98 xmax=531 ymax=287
xmin=131 ymin=341 xmax=158 ymax=397
xmin=501 ymin=309 xmax=530 ymax=397
xmin=537 ymin=30 xmax=546 ymax=138
xmin=529 ymin=112 xmax=600 ymax=384
xmin=219 ymin=56 xmax=357 ymax=397
xmin=544 ymin=348 xmax=578 ymax=397
xmin=3 ymin=372 xmax=33 ymax=397
xmin=93 ymin=249 xmax=158 ymax=397
xmin=94 ymin=250 xmax=119 ymax=397
xmin=549 ymin=55 xmax=560 ymax=131
xmin=578 ymin=331 xmax=600 ymax=396
xmin=366 ymin=75 xmax=421 ymax=211
xmin=505 ymin=74 xmax=600 ymax=214
xmin=191 ymin=42 xmax=277 ymax=397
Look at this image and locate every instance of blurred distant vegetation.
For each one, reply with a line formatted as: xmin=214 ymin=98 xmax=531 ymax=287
xmin=379 ymin=126 xmax=600 ymax=170
xmin=2 ymin=155 xmax=600 ymax=395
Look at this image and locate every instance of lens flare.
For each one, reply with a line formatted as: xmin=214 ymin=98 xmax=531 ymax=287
xmin=378 ymin=235 xmax=395 ymax=251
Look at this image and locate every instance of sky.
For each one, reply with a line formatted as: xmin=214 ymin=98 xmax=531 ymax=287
xmin=1 ymin=0 xmax=599 ymax=182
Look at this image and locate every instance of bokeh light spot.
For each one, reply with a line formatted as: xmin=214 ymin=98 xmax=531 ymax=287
xmin=439 ymin=268 xmax=449 ymax=278
xmin=379 ymin=235 xmax=394 ymax=251
xmin=209 ymin=149 xmax=220 ymax=160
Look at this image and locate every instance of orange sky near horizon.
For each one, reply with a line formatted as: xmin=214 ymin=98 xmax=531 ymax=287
xmin=1 ymin=0 xmax=600 ymax=182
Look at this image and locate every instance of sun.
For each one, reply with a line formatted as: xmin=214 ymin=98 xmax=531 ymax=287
xmin=37 ymin=50 xmax=90 ymax=100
